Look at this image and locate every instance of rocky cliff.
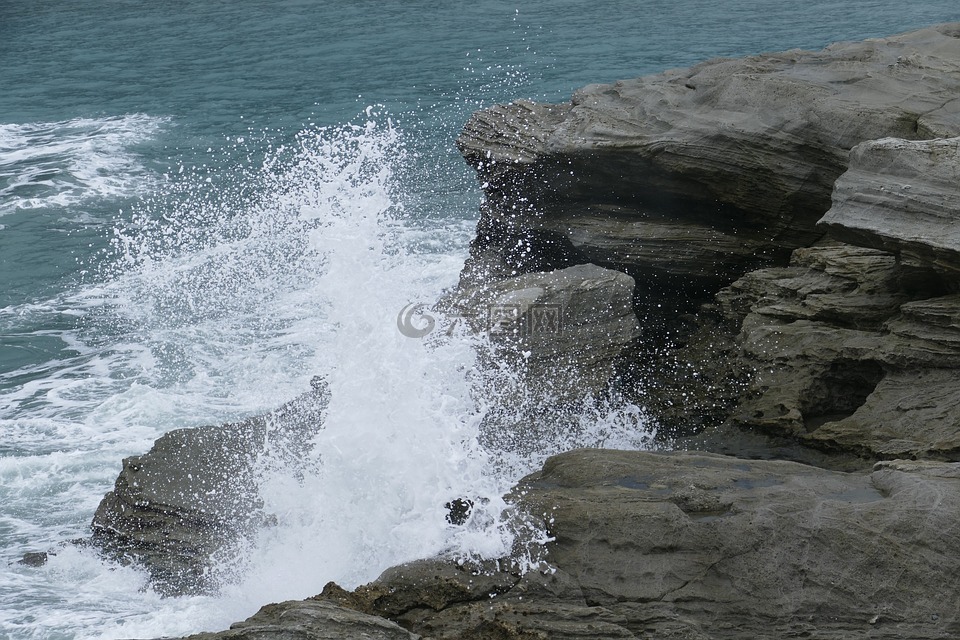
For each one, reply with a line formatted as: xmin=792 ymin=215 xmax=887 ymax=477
xmin=456 ymin=23 xmax=960 ymax=464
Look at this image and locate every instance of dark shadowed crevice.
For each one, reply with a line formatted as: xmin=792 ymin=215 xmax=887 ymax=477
xmin=800 ymin=360 xmax=885 ymax=432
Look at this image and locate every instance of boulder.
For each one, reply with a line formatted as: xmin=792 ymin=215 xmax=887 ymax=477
xmin=818 ymin=136 xmax=960 ymax=277
xmin=91 ymin=381 xmax=329 ymax=595
xmin=457 ymin=24 xmax=960 ymax=294
xmin=453 ymin=262 xmax=641 ymax=401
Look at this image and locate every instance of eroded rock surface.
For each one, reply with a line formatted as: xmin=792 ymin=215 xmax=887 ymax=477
xmin=458 ymin=23 xmax=960 ymax=293
xmin=451 ymin=24 xmax=960 ymax=463
xmin=819 ymin=136 xmax=960 ymax=277
xmin=165 ymin=450 xmax=960 ymax=640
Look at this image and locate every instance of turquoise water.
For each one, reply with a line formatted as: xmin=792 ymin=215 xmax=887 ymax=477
xmin=2 ymin=2 xmax=958 ymax=639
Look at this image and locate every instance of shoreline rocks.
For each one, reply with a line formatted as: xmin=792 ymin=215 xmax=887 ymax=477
xmin=457 ymin=23 xmax=960 ymax=299
xmin=819 ymin=136 xmax=960 ymax=278
xmin=452 ymin=262 xmax=641 ymax=401
xmin=173 ymin=450 xmax=960 ymax=640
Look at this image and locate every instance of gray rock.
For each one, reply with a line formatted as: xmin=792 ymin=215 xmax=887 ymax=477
xmin=714 ymin=244 xmax=960 ymax=459
xmin=819 ymin=136 xmax=960 ymax=276
xmin=509 ymin=449 xmax=960 ymax=639
xmin=457 ymin=24 xmax=960 ymax=292
xmin=454 ymin=263 xmax=640 ymax=401
xmin=175 ymin=599 xmax=419 ymax=640
xmin=91 ymin=382 xmax=329 ymax=595
xmin=181 ymin=450 xmax=960 ymax=640
xmin=17 ymin=551 xmax=49 ymax=567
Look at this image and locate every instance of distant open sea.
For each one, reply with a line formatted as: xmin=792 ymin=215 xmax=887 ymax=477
xmin=1 ymin=2 xmax=958 ymax=638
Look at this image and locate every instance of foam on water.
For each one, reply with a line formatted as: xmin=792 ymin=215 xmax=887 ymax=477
xmin=0 ymin=112 xmax=655 ymax=640
xmin=0 ymin=115 xmax=166 ymax=217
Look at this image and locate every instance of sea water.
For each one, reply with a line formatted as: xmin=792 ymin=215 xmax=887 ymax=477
xmin=2 ymin=2 xmax=958 ymax=638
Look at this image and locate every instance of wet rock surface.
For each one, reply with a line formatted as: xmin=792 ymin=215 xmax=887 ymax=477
xmin=169 ymin=450 xmax=960 ymax=640
xmin=91 ymin=382 xmax=329 ymax=595
xmin=452 ymin=262 xmax=641 ymax=400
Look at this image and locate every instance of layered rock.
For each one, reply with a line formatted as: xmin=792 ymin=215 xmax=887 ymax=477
xmin=726 ymin=246 xmax=960 ymax=456
xmin=91 ymin=381 xmax=328 ymax=595
xmin=819 ymin=136 xmax=960 ymax=277
xmin=458 ymin=23 xmax=960 ymax=294
xmin=453 ymin=24 xmax=960 ymax=460
xmin=170 ymin=450 xmax=960 ymax=640
xmin=702 ymin=133 xmax=960 ymax=460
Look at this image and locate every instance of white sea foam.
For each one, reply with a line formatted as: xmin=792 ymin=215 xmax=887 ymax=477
xmin=0 ymin=114 xmax=165 ymax=216
xmin=0 ymin=113 xmax=655 ymax=640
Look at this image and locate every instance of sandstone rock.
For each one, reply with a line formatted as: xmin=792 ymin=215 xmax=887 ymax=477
xmin=458 ymin=24 xmax=960 ymax=293
xmin=91 ymin=381 xmax=329 ymax=595
xmin=818 ymin=136 xmax=960 ymax=277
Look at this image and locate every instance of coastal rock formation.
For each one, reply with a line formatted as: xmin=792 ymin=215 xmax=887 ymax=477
xmin=458 ymin=23 xmax=960 ymax=295
xmin=718 ymin=244 xmax=960 ymax=460
xmin=702 ymin=132 xmax=960 ymax=459
xmin=172 ymin=450 xmax=960 ymax=640
xmin=453 ymin=22 xmax=960 ymax=462
xmin=91 ymin=381 xmax=329 ymax=595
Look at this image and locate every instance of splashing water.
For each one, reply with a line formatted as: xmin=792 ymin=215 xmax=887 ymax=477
xmin=1 ymin=112 xmax=655 ymax=640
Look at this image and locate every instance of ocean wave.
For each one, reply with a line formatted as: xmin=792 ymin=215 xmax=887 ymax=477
xmin=0 ymin=114 xmax=167 ymax=216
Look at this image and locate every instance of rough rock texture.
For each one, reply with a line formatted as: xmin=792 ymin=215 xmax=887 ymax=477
xmin=819 ymin=136 xmax=960 ymax=277
xmin=711 ymin=243 xmax=960 ymax=460
xmin=452 ymin=263 xmax=640 ymax=400
xmin=168 ymin=450 xmax=960 ymax=640
xmin=449 ymin=23 xmax=960 ymax=461
xmin=176 ymin=599 xmax=419 ymax=640
xmin=91 ymin=382 xmax=328 ymax=595
xmin=504 ymin=450 xmax=960 ymax=639
xmin=458 ymin=24 xmax=960 ymax=293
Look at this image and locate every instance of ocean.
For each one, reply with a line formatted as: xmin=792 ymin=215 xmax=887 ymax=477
xmin=2 ymin=2 xmax=958 ymax=638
